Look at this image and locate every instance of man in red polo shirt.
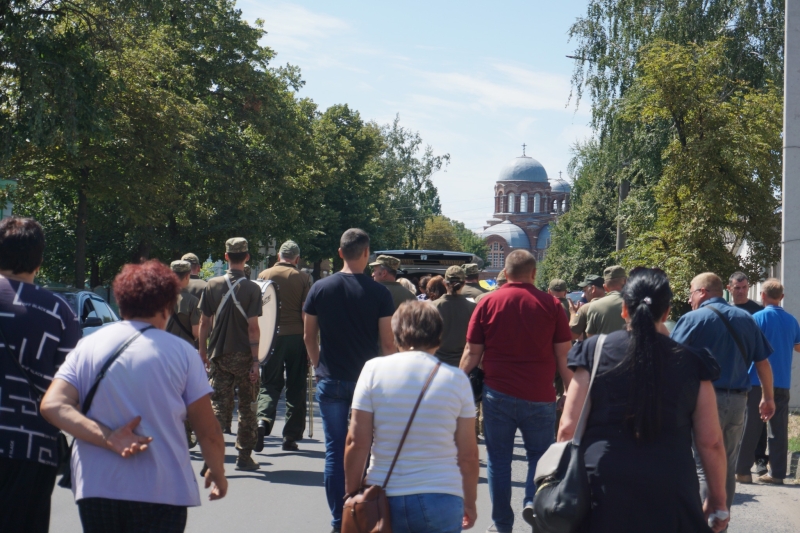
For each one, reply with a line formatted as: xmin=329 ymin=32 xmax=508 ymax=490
xmin=460 ymin=250 xmax=573 ymax=533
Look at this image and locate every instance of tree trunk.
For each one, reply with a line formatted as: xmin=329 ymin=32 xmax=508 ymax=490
xmin=312 ymin=260 xmax=322 ymax=281
xmin=133 ymin=239 xmax=151 ymax=263
xmin=90 ymin=257 xmax=100 ymax=288
xmin=74 ymin=183 xmax=88 ymax=288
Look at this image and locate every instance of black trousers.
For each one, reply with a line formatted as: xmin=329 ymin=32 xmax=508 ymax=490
xmin=0 ymin=457 xmax=58 ymax=533
xmin=737 ymin=386 xmax=791 ymax=478
xmin=257 ymin=334 xmax=308 ymax=442
xmin=78 ymin=497 xmax=187 ymax=533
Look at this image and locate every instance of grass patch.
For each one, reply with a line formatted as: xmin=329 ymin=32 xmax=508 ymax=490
xmin=790 ymin=413 xmax=800 ymax=453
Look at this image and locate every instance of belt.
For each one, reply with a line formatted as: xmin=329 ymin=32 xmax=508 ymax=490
xmin=714 ymin=387 xmax=748 ymax=394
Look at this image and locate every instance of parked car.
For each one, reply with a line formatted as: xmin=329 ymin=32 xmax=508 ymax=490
xmin=47 ymin=288 xmax=119 ymax=336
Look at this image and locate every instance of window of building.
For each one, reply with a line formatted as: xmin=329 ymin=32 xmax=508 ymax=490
xmin=561 ymin=199 xmax=567 ymax=212
xmin=553 ymin=199 xmax=558 ymax=212
xmin=499 ymin=195 xmax=504 ymax=213
xmin=533 ymin=193 xmax=540 ymax=213
xmin=507 ymin=193 xmax=515 ymax=213
xmin=520 ymin=193 xmax=528 ymax=213
xmin=489 ymin=242 xmax=505 ymax=269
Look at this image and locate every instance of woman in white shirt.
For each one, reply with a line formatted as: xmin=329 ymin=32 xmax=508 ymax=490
xmin=344 ymin=300 xmax=479 ymax=532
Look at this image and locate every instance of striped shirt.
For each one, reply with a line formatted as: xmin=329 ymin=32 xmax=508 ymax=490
xmin=352 ymin=351 xmax=475 ymax=498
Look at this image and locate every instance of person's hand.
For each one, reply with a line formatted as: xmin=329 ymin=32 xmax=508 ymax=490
xmin=249 ymin=361 xmax=259 ymax=383
xmin=760 ymin=397 xmax=776 ymax=421
xmin=204 ymin=466 xmax=228 ymax=501
xmin=703 ymin=500 xmax=729 ymax=533
xmin=462 ymin=502 xmax=477 ymax=529
xmin=199 ymin=352 xmax=210 ymax=372
xmin=106 ymin=416 xmax=153 ymax=458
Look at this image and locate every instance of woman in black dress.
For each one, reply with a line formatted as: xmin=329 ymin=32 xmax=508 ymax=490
xmin=558 ymin=268 xmax=729 ymax=533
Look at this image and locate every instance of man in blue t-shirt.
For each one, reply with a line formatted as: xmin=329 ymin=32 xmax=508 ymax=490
xmin=303 ymin=228 xmax=395 ymax=533
xmin=0 ymin=217 xmax=81 ymax=533
xmin=736 ymin=279 xmax=800 ymax=485
xmin=671 ymin=272 xmax=773 ymax=515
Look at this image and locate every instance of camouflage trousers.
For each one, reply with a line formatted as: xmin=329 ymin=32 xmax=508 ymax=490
xmin=209 ymin=351 xmax=258 ymax=452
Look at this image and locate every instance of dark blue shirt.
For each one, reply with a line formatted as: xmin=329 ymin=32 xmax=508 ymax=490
xmin=303 ymin=272 xmax=394 ymax=382
xmin=0 ymin=278 xmax=81 ymax=466
xmin=751 ymin=305 xmax=800 ymax=389
xmin=671 ymin=297 xmax=772 ymax=391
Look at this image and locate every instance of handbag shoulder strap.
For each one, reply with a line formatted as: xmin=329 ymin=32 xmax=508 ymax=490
xmin=573 ymin=334 xmax=607 ymax=446
xmin=0 ymin=322 xmax=44 ymax=402
xmin=382 ymin=361 xmax=441 ymax=488
xmin=81 ymin=325 xmax=155 ymax=415
xmin=706 ymin=305 xmax=749 ymax=366
xmin=167 ymin=311 xmax=194 ymax=340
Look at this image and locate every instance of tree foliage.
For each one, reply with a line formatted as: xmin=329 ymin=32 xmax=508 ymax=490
xmin=417 ymin=215 xmax=488 ymax=261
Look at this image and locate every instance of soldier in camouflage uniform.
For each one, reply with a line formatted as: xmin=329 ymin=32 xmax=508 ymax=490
xmin=461 ymin=263 xmax=488 ymax=301
xmin=198 ymin=238 xmax=263 ymax=471
xmin=182 ymin=253 xmax=208 ymax=301
xmin=369 ymin=254 xmax=415 ymax=311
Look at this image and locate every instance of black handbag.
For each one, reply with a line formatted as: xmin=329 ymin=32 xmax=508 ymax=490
xmin=531 ymin=334 xmax=607 ymax=533
xmin=468 ymin=366 xmax=484 ymax=402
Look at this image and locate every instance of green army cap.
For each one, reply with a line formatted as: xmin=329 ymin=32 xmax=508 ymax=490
xmin=181 ymin=253 xmax=200 ymax=265
xmin=279 ymin=240 xmax=300 ymax=258
xmin=369 ymin=255 xmax=401 ymax=270
xmin=577 ymin=274 xmax=603 ymax=288
xmin=497 ymin=270 xmax=507 ymax=283
xmin=549 ymin=279 xmax=567 ymax=292
xmin=604 ymin=265 xmax=627 ymax=282
xmin=462 ymin=263 xmax=481 ymax=276
xmin=225 ymin=237 xmax=248 ymax=253
xmin=445 ymin=265 xmax=466 ymax=282
xmin=170 ymin=260 xmax=191 ymax=274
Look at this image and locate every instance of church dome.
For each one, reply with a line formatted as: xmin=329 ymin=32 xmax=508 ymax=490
xmin=498 ymin=156 xmax=548 ymax=183
xmin=481 ymin=220 xmax=531 ymax=248
xmin=550 ymin=180 xmax=571 ymax=193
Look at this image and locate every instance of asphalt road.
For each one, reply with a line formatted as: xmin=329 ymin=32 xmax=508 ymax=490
xmin=50 ymin=397 xmax=800 ymax=533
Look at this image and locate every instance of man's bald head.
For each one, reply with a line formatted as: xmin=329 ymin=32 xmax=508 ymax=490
xmin=691 ymin=272 xmax=724 ymax=296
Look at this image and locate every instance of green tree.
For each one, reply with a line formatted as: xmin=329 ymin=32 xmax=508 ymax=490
xmin=418 ymin=216 xmax=461 ymax=251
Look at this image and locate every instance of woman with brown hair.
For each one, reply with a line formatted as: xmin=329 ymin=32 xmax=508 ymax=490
xmin=426 ymin=275 xmax=446 ymax=301
xmin=430 ymin=266 xmax=477 ymax=367
xmin=344 ymin=300 xmax=479 ymax=532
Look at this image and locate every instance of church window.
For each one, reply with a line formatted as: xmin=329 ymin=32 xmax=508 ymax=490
xmin=561 ymin=199 xmax=567 ymax=212
xmin=552 ymin=199 xmax=558 ymax=212
xmin=507 ymin=193 xmax=515 ymax=213
xmin=498 ymin=195 xmax=504 ymax=213
xmin=533 ymin=193 xmax=540 ymax=213
xmin=489 ymin=242 xmax=505 ymax=269
xmin=520 ymin=193 xmax=528 ymax=213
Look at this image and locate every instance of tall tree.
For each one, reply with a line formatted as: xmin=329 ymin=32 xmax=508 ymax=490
xmin=418 ymin=216 xmax=461 ymax=251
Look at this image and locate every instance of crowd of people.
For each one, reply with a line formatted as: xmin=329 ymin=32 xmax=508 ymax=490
xmin=1 ymin=216 xmax=799 ymax=533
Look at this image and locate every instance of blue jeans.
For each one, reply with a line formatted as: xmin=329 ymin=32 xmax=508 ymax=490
xmin=388 ymin=493 xmax=464 ymax=533
xmin=316 ymin=378 xmax=356 ymax=530
xmin=482 ymin=385 xmax=555 ymax=532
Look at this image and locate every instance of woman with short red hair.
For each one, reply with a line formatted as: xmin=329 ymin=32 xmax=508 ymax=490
xmin=42 ymin=260 xmax=227 ymax=533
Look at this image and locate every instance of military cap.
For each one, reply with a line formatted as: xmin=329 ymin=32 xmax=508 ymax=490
xmin=603 ymin=265 xmax=627 ymax=282
xmin=170 ymin=260 xmax=191 ymax=274
xmin=549 ymin=279 xmax=568 ymax=292
xmin=445 ymin=265 xmax=466 ymax=282
xmin=181 ymin=253 xmax=200 ymax=265
xmin=225 ymin=237 xmax=249 ymax=253
xmin=369 ymin=255 xmax=401 ymax=271
xmin=462 ymin=263 xmax=481 ymax=276
xmin=279 ymin=240 xmax=300 ymax=257
xmin=496 ymin=270 xmax=507 ymax=283
xmin=577 ymin=274 xmax=603 ymax=288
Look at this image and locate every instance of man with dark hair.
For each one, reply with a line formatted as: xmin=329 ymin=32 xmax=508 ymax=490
xmin=585 ymin=265 xmax=628 ymax=337
xmin=728 ymin=272 xmax=764 ymax=315
xmin=671 ymin=272 xmax=774 ymax=517
xmin=198 ymin=238 xmax=262 ymax=471
xmin=182 ymin=253 xmax=207 ymax=300
xmin=569 ymin=274 xmax=605 ymax=341
xmin=461 ymin=249 xmax=573 ymax=532
xmin=461 ymin=263 xmax=488 ymax=300
xmin=736 ymin=279 xmax=800 ymax=485
xmin=0 ymin=217 xmax=82 ymax=533
xmin=303 ymin=228 xmax=395 ymax=533
xmin=370 ymin=254 xmax=415 ymax=310
xmin=256 ymin=240 xmax=312 ymax=452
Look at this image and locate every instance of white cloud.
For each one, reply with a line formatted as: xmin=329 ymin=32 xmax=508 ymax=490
xmin=240 ymin=2 xmax=349 ymax=51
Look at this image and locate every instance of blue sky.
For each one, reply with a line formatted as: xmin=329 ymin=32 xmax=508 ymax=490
xmin=238 ymin=0 xmax=593 ymax=232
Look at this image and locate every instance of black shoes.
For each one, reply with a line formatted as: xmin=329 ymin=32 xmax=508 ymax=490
xmin=522 ymin=502 xmax=535 ymax=526
xmin=255 ymin=421 xmax=268 ymax=453
xmin=282 ymin=440 xmax=299 ymax=451
xmin=755 ymin=457 xmax=769 ymax=476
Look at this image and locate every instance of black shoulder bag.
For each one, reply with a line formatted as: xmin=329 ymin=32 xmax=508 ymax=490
xmin=56 ymin=325 xmax=155 ymax=488
xmin=706 ymin=306 xmax=749 ymax=366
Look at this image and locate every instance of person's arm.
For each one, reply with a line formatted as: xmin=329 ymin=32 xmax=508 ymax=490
xmin=191 ymin=324 xmax=199 ymax=340
xmin=754 ymin=359 xmax=775 ymax=421
xmin=186 ymin=394 xmax=227 ymax=500
xmin=554 ymin=341 xmax=573 ymax=391
xmin=459 ymin=342 xmax=484 ymax=374
xmin=455 ymin=416 xmax=479 ymax=529
xmin=344 ymin=408 xmax=373 ymax=496
xmin=794 ymin=344 xmax=800 ymax=353
xmin=557 ymin=367 xmax=589 ymax=442
xmin=693 ymin=381 xmax=729 ymax=532
xmin=247 ymin=316 xmax=260 ymax=383
xmin=41 ymin=379 xmax=152 ymax=457
xmin=198 ymin=313 xmax=212 ymax=367
xmin=379 ymin=316 xmax=395 ymax=355
xmin=304 ymin=314 xmax=320 ymax=368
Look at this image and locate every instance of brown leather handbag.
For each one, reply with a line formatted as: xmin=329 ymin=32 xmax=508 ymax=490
xmin=342 ymin=362 xmax=441 ymax=533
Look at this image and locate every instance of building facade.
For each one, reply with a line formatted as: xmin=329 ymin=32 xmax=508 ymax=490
xmin=480 ymin=154 xmax=570 ymax=275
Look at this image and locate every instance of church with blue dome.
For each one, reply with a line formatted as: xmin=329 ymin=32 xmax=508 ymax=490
xmin=480 ymin=150 xmax=571 ymax=273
